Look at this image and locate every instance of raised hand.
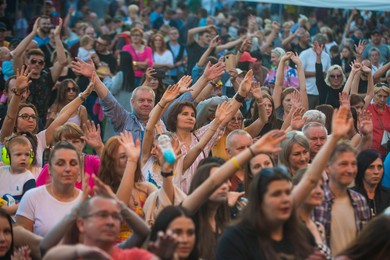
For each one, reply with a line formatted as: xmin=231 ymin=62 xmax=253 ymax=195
xmin=250 ymin=82 xmax=263 ymax=103
xmin=32 ymin=17 xmax=40 ymax=34
xmin=240 ymin=36 xmax=252 ymax=52
xmin=81 ymin=174 xmax=91 ymax=201
xmin=290 ymin=52 xmax=302 ymax=65
xmin=215 ymin=101 xmax=232 ymax=123
xmin=15 ymin=65 xmax=32 ymax=91
xmin=71 ymin=57 xmax=95 ymax=78
xmin=350 ymin=60 xmax=362 ymax=72
xmin=227 ymin=191 xmax=245 ymax=207
xmin=203 ymin=61 xmax=225 ymax=81
xmin=331 ymin=106 xmax=353 ymax=139
xmin=118 ymin=130 xmax=141 ymax=162
xmin=290 ymin=107 xmax=306 ymax=130
xmin=156 ymin=134 xmax=182 ymax=170
xmin=290 ymin=90 xmax=302 ymax=110
xmin=53 ymin=18 xmax=63 ymax=37
xmin=354 ymin=40 xmax=366 ymax=56
xmin=177 ymin=75 xmax=193 ymax=93
xmin=358 ymin=110 xmax=373 ymax=136
xmin=361 ymin=64 xmax=372 ymax=74
xmin=339 ymin=92 xmax=351 ymax=108
xmin=251 ymin=130 xmax=286 ymax=154
xmin=81 ymin=120 xmax=103 ymax=150
xmin=313 ymin=41 xmax=323 ymax=56
xmin=92 ymin=175 xmax=116 ymax=198
xmin=148 ymin=230 xmax=179 ymax=260
xmin=80 ymin=71 xmax=95 ymax=98
xmin=145 ymin=67 xmax=157 ymax=81
xmin=271 ymin=21 xmax=281 ymax=32
xmin=160 ymin=84 xmax=182 ymax=105
xmin=210 ymin=35 xmax=220 ymax=48
xmin=11 ymin=245 xmax=31 ymax=260
xmin=281 ymin=51 xmax=293 ymax=62
xmin=238 ymin=69 xmax=254 ymax=96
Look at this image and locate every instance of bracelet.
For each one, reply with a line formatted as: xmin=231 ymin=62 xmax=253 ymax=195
xmin=161 ymin=171 xmax=173 ymax=178
xmin=234 ymin=93 xmax=246 ymax=103
xmin=248 ymin=147 xmax=255 ymax=157
xmin=231 ymin=157 xmax=241 ymax=170
xmin=5 ymin=114 xmax=15 ymax=121
xmin=78 ymin=93 xmax=86 ymax=102
xmin=157 ymin=103 xmax=164 ymax=109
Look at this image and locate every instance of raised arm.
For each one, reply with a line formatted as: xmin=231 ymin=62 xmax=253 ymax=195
xmin=182 ymin=101 xmax=231 ymax=171
xmin=215 ymin=37 xmax=244 ymax=54
xmin=342 ymin=61 xmax=361 ymax=94
xmin=181 ymin=130 xmax=286 ymax=214
xmin=291 ymin=52 xmax=308 ymax=110
xmin=50 ymin=18 xmax=67 ymax=82
xmin=187 ymin=25 xmax=216 ymax=45
xmin=373 ymin=62 xmax=390 ymax=84
xmin=292 ymin=105 xmax=353 ymax=207
xmin=45 ymin=74 xmax=95 ymax=145
xmin=81 ymin=120 xmax=104 ymax=157
xmin=197 ymin=35 xmax=219 ymax=67
xmin=190 ymin=61 xmax=225 ymax=101
xmin=245 ymin=84 xmax=267 ymax=137
xmin=260 ymin=21 xmax=280 ymax=53
xmin=0 ymin=66 xmax=32 ymax=142
xmin=273 ymin=52 xmax=292 ymax=109
xmin=116 ymin=131 xmax=141 ymax=206
xmin=13 ymin=18 xmax=40 ymax=70
xmin=354 ymin=40 xmax=365 ymax=63
xmin=362 ymin=64 xmax=375 ymax=106
xmin=142 ymin=79 xmax=192 ymax=165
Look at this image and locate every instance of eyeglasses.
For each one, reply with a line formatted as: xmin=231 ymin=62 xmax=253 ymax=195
xmin=67 ymin=87 xmax=77 ymax=93
xmin=30 ymin=58 xmax=44 ymax=66
xmin=84 ymin=211 xmax=123 ymax=222
xmin=18 ymin=114 xmax=37 ymax=121
xmin=330 ymin=74 xmax=342 ymax=79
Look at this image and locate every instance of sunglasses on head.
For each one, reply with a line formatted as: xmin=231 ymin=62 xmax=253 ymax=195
xmin=67 ymin=87 xmax=77 ymax=93
xmin=30 ymin=58 xmax=44 ymax=66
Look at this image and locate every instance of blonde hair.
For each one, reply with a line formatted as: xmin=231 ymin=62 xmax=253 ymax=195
xmin=80 ymin=35 xmax=94 ymax=47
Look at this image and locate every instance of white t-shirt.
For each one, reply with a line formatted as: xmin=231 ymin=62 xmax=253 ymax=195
xmin=153 ymin=50 xmax=174 ymax=66
xmin=299 ymin=48 xmax=331 ymax=95
xmin=16 ymin=185 xmax=82 ymax=237
xmin=0 ymin=166 xmax=35 ymax=199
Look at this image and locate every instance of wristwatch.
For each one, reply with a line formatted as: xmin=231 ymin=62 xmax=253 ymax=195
xmin=78 ymin=93 xmax=86 ymax=102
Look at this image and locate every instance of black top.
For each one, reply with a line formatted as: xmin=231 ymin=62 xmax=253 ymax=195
xmin=315 ymin=63 xmax=343 ymax=108
xmin=217 ymin=225 xmax=315 ymax=260
xmin=97 ymin=52 xmax=117 ymax=74
xmin=186 ymin=41 xmax=209 ymax=74
xmin=352 ymin=185 xmax=390 ymax=217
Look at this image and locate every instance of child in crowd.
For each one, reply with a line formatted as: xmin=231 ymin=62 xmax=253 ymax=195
xmin=0 ymin=136 xmax=36 ymax=215
xmin=77 ymin=35 xmax=96 ymax=62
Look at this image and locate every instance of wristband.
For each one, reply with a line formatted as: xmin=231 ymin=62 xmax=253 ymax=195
xmin=234 ymin=93 xmax=246 ymax=103
xmin=231 ymin=157 xmax=241 ymax=170
xmin=161 ymin=171 xmax=173 ymax=178
xmin=78 ymin=93 xmax=86 ymax=102
xmin=157 ymin=103 xmax=164 ymax=109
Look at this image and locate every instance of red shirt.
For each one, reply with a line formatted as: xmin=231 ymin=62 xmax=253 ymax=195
xmin=367 ymin=104 xmax=390 ymax=156
xmin=111 ymin=247 xmax=155 ymax=260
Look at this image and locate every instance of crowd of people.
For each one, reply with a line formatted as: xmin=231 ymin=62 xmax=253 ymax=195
xmin=0 ymin=0 xmax=390 ymax=259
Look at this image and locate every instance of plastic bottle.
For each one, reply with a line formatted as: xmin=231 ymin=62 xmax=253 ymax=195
xmin=158 ymin=134 xmax=176 ymax=164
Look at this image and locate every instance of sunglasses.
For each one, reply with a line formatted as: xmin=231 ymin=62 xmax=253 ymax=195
xmin=30 ymin=58 xmax=44 ymax=66
xmin=67 ymin=87 xmax=77 ymax=93
xmin=18 ymin=114 xmax=37 ymax=121
xmin=330 ymin=74 xmax=342 ymax=79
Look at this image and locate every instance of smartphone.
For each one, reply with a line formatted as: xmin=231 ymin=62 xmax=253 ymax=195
xmin=154 ymin=69 xmax=166 ymax=79
xmin=224 ymin=53 xmax=237 ymax=71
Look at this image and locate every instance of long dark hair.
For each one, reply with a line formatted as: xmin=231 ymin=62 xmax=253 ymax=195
xmin=356 ymin=149 xmax=382 ymax=189
xmin=150 ymin=206 xmax=198 ymax=260
xmin=237 ymin=166 xmax=314 ymax=259
xmin=188 ymin=163 xmax=230 ymax=259
xmin=0 ymin=208 xmax=14 ymax=259
xmin=118 ymin=51 xmax=135 ymax=92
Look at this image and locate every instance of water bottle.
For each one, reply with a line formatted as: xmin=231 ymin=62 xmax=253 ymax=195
xmin=158 ymin=134 xmax=176 ymax=164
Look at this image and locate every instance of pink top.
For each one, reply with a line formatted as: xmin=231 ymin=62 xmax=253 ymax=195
xmin=36 ymin=154 xmax=100 ymax=193
xmin=367 ymin=104 xmax=390 ymax=157
xmin=122 ymin=44 xmax=153 ymax=78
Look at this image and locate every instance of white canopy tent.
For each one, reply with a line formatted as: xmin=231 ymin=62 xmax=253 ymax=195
xmin=242 ymin=0 xmax=390 ymax=11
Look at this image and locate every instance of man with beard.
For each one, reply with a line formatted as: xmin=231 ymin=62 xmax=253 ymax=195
xmin=33 ymin=16 xmax=52 ymax=47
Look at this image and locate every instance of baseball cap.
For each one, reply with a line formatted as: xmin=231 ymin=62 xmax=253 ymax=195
xmin=239 ymin=52 xmax=257 ymax=63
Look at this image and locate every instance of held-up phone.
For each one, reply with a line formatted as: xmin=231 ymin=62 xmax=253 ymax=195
xmin=224 ymin=53 xmax=237 ymax=71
